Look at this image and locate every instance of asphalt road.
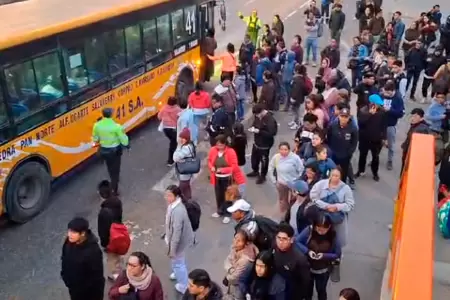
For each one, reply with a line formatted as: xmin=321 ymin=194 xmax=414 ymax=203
xmin=0 ymin=0 xmax=449 ymax=299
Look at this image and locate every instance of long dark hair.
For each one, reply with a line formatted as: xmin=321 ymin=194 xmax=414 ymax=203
xmin=253 ymin=250 xmax=275 ymax=278
xmin=311 ymin=213 xmax=336 ymax=241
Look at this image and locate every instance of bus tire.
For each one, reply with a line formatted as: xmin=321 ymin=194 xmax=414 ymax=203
xmin=5 ymin=162 xmax=51 ymax=223
xmin=175 ymin=68 xmax=194 ymax=107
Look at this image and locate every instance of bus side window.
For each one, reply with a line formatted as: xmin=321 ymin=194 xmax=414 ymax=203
xmin=142 ymin=19 xmax=158 ymax=61
xmin=125 ymin=25 xmax=143 ymax=67
xmin=62 ymin=46 xmax=89 ymax=93
xmin=4 ymin=60 xmax=39 ymax=118
xmin=157 ymin=14 xmax=172 ymax=53
xmin=171 ymin=9 xmax=186 ymax=45
xmin=0 ymin=86 xmax=10 ymax=143
xmin=5 ymin=53 xmax=67 ymax=133
xmin=104 ymin=29 xmax=126 ymax=74
xmin=84 ymin=36 xmax=108 ymax=81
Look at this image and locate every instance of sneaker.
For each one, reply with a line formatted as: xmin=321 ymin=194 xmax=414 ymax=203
xmin=175 ymin=283 xmax=186 ymax=294
xmin=289 ymin=123 xmax=299 ymax=130
xmin=107 ymin=274 xmax=119 ymax=281
xmin=222 ymin=217 xmax=231 ymax=224
xmin=256 ymin=176 xmax=266 ymax=184
xmin=167 ymin=162 xmax=174 ymax=167
xmin=388 ymin=224 xmax=393 ymax=231
xmin=354 ymin=171 xmax=365 ymax=178
xmin=211 ymin=212 xmax=220 ymax=218
xmin=373 ymin=174 xmax=380 ymax=182
xmin=312 ymin=63 xmax=317 ymax=67
xmin=348 ymin=181 xmax=356 ymax=190
xmin=304 ymin=61 xmax=309 ymax=65
xmin=387 ymin=161 xmax=393 ymax=170
xmin=410 ymin=96 xmax=416 ymax=102
xmin=288 ymin=121 xmax=296 ymax=126
xmin=246 ymin=171 xmax=259 ymax=177
xmin=169 ymin=273 xmax=176 ymax=280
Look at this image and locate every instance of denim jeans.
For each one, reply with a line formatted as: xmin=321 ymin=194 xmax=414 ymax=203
xmin=237 ymin=99 xmax=245 ymax=121
xmin=387 ymin=126 xmax=396 ymax=163
xmin=238 ymin=183 xmax=246 ymax=198
xmin=305 ymin=38 xmax=318 ymax=62
xmin=171 ymin=252 xmax=188 ymax=292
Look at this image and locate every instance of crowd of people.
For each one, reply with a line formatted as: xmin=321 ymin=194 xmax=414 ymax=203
xmin=61 ymin=1 xmax=450 ymax=300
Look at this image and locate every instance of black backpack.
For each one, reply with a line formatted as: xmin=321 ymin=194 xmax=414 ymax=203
xmin=184 ymin=200 xmax=201 ymax=232
xmin=251 ymin=215 xmax=279 ymax=251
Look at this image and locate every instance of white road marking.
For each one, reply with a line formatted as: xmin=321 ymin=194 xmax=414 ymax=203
xmin=284 ymin=10 xmax=298 ymax=21
xmin=244 ymin=0 xmax=256 ymax=6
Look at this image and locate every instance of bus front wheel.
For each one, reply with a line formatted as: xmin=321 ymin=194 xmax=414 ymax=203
xmin=5 ymin=162 xmax=51 ymax=223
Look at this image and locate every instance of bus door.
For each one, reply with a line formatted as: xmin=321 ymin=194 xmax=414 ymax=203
xmin=199 ymin=2 xmax=215 ymax=81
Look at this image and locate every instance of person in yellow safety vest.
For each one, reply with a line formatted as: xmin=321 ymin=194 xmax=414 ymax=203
xmin=92 ymin=107 xmax=129 ymax=195
xmin=238 ymin=10 xmax=262 ymax=46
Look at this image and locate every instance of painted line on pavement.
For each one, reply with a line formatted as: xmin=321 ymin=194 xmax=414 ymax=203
xmin=284 ymin=10 xmax=298 ymax=21
xmin=244 ymin=0 xmax=256 ymax=6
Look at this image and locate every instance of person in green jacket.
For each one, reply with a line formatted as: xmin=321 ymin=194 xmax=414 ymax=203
xmin=238 ymin=10 xmax=262 ymax=45
xmin=92 ymin=107 xmax=129 ymax=195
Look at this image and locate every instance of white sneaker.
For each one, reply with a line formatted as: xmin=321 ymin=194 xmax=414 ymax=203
xmin=290 ymin=124 xmax=299 ymax=130
xmin=175 ymin=283 xmax=186 ymax=294
xmin=288 ymin=121 xmax=296 ymax=126
xmin=108 ymin=273 xmax=119 ymax=281
xmin=312 ymin=63 xmax=317 ymax=67
xmin=388 ymin=224 xmax=393 ymax=231
xmin=211 ymin=212 xmax=220 ymax=218
xmin=222 ymin=217 xmax=231 ymax=224
xmin=169 ymin=273 xmax=176 ymax=280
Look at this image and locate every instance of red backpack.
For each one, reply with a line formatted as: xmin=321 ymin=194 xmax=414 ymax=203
xmin=107 ymin=223 xmax=131 ymax=255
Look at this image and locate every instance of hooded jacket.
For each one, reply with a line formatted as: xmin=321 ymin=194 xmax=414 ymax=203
xmin=239 ymin=41 xmax=256 ymax=66
xmin=182 ymin=281 xmax=223 ymax=300
xmin=256 ymin=57 xmax=273 ymax=86
xmin=259 ymin=79 xmax=277 ymax=111
xmin=401 ymin=120 xmax=431 ymax=152
xmin=321 ymin=45 xmax=340 ymax=68
xmin=234 ymin=74 xmax=247 ymax=100
xmin=290 ymin=74 xmax=307 ymax=105
xmin=252 ymin=111 xmax=278 ymax=149
xmin=305 ymin=157 xmax=337 ymax=179
xmin=425 ymin=99 xmax=446 ymax=132
xmin=405 ymin=47 xmax=427 ymax=71
xmin=357 ymin=106 xmax=388 ymax=142
xmin=97 ymin=197 xmax=123 ymax=248
xmin=282 ymin=51 xmax=296 ymax=84
xmin=157 ymin=104 xmax=181 ymax=128
xmin=61 ymin=231 xmax=105 ymax=297
xmin=382 ymin=91 xmax=405 ymax=127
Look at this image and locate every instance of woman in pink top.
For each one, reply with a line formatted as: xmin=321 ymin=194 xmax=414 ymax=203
xmin=305 ymin=94 xmax=328 ymax=129
xmin=207 ymin=43 xmax=237 ymax=80
xmin=322 ymin=76 xmax=340 ymax=111
xmin=157 ymin=96 xmax=181 ymax=166
xmin=188 ymin=82 xmax=211 ymax=142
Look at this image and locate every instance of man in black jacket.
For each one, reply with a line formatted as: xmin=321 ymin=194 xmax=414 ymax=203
xmin=288 ymin=64 xmax=308 ymax=129
xmin=405 ymin=40 xmax=427 ymax=101
xmin=182 ymin=269 xmax=223 ymax=300
xmin=97 ymin=180 xmax=123 ymax=280
xmin=422 ymin=47 xmax=447 ymax=103
xmin=353 ymin=72 xmax=378 ymax=110
xmin=356 ymin=94 xmax=387 ymax=181
xmin=61 ymin=217 xmax=105 ymax=300
xmin=320 ymin=39 xmax=340 ymax=68
xmin=400 ymin=108 xmax=432 ymax=174
xmin=247 ymin=103 xmax=278 ymax=184
xmin=208 ymin=94 xmax=230 ymax=146
xmin=327 ymin=108 xmax=358 ymax=183
xmin=273 ymin=222 xmax=310 ymax=300
xmin=329 ymin=3 xmax=346 ymax=44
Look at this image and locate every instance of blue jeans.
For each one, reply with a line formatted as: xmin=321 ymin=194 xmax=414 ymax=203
xmin=171 ymin=252 xmax=188 ymax=292
xmin=238 ymin=183 xmax=246 ymax=198
xmin=237 ymin=99 xmax=245 ymax=121
xmin=305 ymin=38 xmax=318 ymax=62
xmin=387 ymin=126 xmax=396 ymax=163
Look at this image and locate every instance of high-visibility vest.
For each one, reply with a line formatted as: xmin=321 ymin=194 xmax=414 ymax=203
xmin=247 ymin=17 xmax=259 ymax=33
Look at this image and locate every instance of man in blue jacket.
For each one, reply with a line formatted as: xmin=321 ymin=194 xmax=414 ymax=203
xmin=425 ymin=89 xmax=447 ymax=133
xmin=382 ymin=81 xmax=405 ymax=170
xmin=392 ymin=11 xmax=405 ymax=57
xmin=348 ymin=36 xmax=369 ymax=88
xmin=255 ymin=50 xmax=273 ymax=88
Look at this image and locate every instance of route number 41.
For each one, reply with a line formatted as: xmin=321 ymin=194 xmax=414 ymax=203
xmin=185 ymin=10 xmax=196 ymax=35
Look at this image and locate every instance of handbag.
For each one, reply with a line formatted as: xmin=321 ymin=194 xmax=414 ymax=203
xmin=175 ymin=143 xmax=201 ymax=175
xmin=225 ymin=183 xmax=240 ymax=201
xmin=320 ymin=185 xmax=346 ymax=224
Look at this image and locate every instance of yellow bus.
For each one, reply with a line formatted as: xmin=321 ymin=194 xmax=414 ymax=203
xmin=0 ymin=0 xmax=219 ymax=223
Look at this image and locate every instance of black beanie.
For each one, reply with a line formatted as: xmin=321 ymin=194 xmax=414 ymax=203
xmin=67 ymin=217 xmax=89 ymax=233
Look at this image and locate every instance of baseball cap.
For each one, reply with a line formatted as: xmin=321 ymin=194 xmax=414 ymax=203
xmin=369 ymin=94 xmax=384 ymax=106
xmin=339 ymin=108 xmax=350 ymax=116
xmin=287 ymin=180 xmax=309 ymax=195
xmin=227 ymin=199 xmax=251 ymax=213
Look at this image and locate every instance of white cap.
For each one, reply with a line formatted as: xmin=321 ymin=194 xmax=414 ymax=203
xmin=227 ymin=199 xmax=251 ymax=213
